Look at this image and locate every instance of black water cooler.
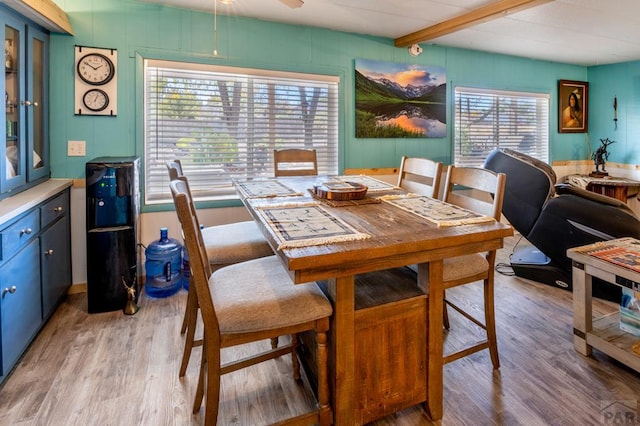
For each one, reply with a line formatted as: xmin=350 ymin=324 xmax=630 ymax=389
xmin=86 ymin=157 xmax=140 ymax=313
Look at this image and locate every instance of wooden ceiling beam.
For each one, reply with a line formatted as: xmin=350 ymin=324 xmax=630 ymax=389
xmin=2 ymin=0 xmax=74 ymax=34
xmin=394 ymin=0 xmax=553 ymax=47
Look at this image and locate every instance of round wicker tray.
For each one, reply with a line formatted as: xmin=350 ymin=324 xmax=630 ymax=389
xmin=312 ymin=181 xmax=368 ymax=201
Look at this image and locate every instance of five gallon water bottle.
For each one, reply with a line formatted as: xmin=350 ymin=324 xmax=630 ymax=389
xmin=145 ymin=227 xmax=183 ymax=298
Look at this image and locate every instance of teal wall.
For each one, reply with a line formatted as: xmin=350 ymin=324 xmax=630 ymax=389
xmin=49 ymin=0 xmax=591 ymax=187
xmin=588 ymin=62 xmax=640 ymax=164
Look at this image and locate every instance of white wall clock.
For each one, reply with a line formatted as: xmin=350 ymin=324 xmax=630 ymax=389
xmin=74 ymin=46 xmax=117 ymax=116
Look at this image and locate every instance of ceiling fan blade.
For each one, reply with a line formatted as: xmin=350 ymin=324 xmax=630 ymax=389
xmin=279 ymin=0 xmax=304 ymax=8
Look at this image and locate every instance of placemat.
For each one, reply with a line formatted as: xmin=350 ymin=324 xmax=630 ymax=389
xmin=256 ymin=204 xmax=370 ymax=249
xmin=380 ymin=194 xmax=495 ymax=227
xmin=334 ymin=175 xmax=398 ymax=192
xmin=234 ymin=179 xmax=302 ymax=198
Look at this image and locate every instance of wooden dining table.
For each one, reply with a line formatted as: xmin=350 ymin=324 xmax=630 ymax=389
xmin=234 ymin=175 xmax=513 ymax=425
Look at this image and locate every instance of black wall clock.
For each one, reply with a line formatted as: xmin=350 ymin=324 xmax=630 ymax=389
xmin=82 ymin=88 xmax=109 ymax=112
xmin=77 ymin=53 xmax=115 ymax=86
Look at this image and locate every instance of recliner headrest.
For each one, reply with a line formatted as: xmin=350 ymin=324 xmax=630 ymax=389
xmin=483 ymin=148 xmax=555 ymax=236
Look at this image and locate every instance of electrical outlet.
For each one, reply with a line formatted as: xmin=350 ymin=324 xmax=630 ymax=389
xmin=68 ymin=140 xmax=86 ymax=156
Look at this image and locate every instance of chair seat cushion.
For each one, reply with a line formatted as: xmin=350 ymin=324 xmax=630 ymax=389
xmin=443 ymin=253 xmax=489 ymax=281
xmin=201 ymin=221 xmax=273 ymax=266
xmin=211 ymin=256 xmax=332 ymax=334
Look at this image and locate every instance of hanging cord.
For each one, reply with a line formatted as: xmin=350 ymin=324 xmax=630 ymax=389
xmin=213 ymin=0 xmax=219 ymax=56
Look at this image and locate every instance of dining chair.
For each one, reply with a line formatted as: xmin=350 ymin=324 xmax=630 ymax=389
xmin=397 ymin=156 xmax=443 ymax=199
xmin=270 ymin=148 xmax=318 ymax=349
xmin=170 ymin=179 xmax=333 ymax=425
xmin=165 ymin=160 xmax=273 ymax=377
xmin=438 ymin=164 xmax=506 ymax=369
xmin=273 ymin=148 xmax=318 ymax=177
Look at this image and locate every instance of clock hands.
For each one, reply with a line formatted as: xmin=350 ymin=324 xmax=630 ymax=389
xmin=82 ymin=61 xmax=99 ymax=70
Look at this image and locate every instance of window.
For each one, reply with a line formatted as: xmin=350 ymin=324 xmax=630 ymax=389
xmin=454 ymin=87 xmax=549 ymax=167
xmin=144 ymin=59 xmax=339 ymax=204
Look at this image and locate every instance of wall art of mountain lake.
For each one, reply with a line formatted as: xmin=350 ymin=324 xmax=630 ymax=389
xmin=355 ymin=58 xmax=446 ymax=138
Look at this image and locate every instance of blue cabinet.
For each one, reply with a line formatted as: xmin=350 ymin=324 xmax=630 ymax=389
xmin=1 ymin=6 xmax=50 ymax=199
xmin=41 ymin=191 xmax=71 ymax=319
xmin=0 ymin=233 xmax=41 ymax=383
xmin=0 ymin=186 xmax=70 ymax=383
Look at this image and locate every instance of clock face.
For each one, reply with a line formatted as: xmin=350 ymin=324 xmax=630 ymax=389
xmin=82 ymin=89 xmax=109 ymax=112
xmin=77 ymin=53 xmax=115 ymax=85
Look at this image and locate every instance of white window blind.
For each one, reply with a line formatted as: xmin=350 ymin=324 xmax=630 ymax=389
xmin=144 ymin=59 xmax=339 ymax=204
xmin=454 ymin=87 xmax=549 ymax=167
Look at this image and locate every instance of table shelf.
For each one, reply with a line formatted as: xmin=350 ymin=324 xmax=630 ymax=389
xmin=569 ymin=238 xmax=640 ymax=375
xmin=585 ymin=312 xmax=640 ymax=372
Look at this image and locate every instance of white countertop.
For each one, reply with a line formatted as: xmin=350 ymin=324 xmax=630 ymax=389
xmin=0 ymin=179 xmax=73 ymax=225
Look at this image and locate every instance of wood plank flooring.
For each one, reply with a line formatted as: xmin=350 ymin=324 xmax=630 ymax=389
xmin=1 ymin=235 xmax=639 ymax=425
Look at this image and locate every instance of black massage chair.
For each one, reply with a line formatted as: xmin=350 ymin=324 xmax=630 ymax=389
xmin=483 ymin=148 xmax=640 ymax=302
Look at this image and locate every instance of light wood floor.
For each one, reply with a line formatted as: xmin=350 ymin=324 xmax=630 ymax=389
xmin=1 ymin=235 xmax=639 ymax=425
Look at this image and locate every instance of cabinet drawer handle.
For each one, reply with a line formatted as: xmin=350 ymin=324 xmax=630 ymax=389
xmin=2 ymin=286 xmax=16 ymax=297
xmin=53 ymin=206 xmax=63 ymax=213
xmin=45 ymin=249 xmax=54 ymax=256
xmin=20 ymin=228 xmax=32 ymax=236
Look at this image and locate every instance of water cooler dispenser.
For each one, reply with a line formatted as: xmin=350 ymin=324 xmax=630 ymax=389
xmin=86 ymin=157 xmax=140 ymax=313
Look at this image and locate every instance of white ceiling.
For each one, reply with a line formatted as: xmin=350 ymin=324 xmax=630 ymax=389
xmin=138 ymin=0 xmax=640 ymax=67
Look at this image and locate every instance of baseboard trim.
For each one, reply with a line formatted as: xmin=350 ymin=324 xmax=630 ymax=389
xmin=68 ymin=283 xmax=87 ymax=295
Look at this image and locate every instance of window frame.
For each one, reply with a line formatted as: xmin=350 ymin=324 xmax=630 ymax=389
xmin=143 ymin=59 xmax=340 ymax=205
xmin=453 ymin=86 xmax=550 ymax=167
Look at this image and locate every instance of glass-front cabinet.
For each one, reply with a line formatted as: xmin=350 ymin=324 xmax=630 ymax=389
xmin=1 ymin=9 xmax=49 ymax=198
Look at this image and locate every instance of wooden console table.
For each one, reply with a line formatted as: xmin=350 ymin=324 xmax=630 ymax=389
xmin=568 ymin=238 xmax=640 ymax=373
xmin=566 ymin=174 xmax=640 ymax=203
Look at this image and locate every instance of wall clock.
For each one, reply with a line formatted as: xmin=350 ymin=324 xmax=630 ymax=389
xmin=77 ymin=53 xmax=115 ymax=85
xmin=74 ymin=46 xmax=117 ymax=116
xmin=82 ymin=89 xmax=109 ymax=112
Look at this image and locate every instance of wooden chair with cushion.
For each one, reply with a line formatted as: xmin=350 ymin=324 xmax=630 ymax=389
xmin=438 ymin=164 xmax=506 ymax=368
xmin=166 ymin=160 xmax=273 ymax=377
xmin=273 ymin=148 xmax=318 ymax=177
xmin=170 ymin=179 xmax=333 ymax=425
xmin=397 ymin=156 xmax=443 ymax=199
xmin=270 ymin=149 xmax=318 ymax=349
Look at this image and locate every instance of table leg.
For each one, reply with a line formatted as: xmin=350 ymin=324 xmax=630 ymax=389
xmin=420 ymin=260 xmax=444 ymax=421
xmin=572 ymin=262 xmax=593 ymax=356
xmin=326 ymin=275 xmax=355 ymax=425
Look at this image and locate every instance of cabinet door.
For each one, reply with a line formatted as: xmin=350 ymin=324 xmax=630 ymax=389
xmin=41 ymin=216 xmax=70 ymax=319
xmin=1 ymin=238 xmax=41 ymax=378
xmin=26 ymin=26 xmax=48 ymax=182
xmin=1 ymin=14 xmax=26 ymax=193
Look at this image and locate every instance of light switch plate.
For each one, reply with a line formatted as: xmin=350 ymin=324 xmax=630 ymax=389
xmin=68 ymin=140 xmax=86 ymax=156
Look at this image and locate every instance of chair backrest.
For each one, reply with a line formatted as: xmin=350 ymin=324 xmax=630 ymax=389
xmin=166 ymin=159 xmax=184 ymax=180
xmin=443 ymin=165 xmax=506 ymax=221
xmin=397 ymin=156 xmax=443 ymax=199
xmin=167 ymin=170 xmax=210 ymax=269
xmin=170 ymin=179 xmax=218 ymax=331
xmin=273 ymin=149 xmax=318 ymax=177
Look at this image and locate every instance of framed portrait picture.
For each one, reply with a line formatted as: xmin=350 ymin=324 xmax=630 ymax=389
xmin=558 ymin=80 xmax=588 ymax=133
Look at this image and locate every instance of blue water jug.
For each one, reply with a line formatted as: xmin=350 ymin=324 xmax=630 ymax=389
xmin=145 ymin=227 xmax=182 ymax=298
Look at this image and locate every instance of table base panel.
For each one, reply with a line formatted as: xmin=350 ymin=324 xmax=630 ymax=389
xmin=299 ymin=270 xmax=428 ymax=425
